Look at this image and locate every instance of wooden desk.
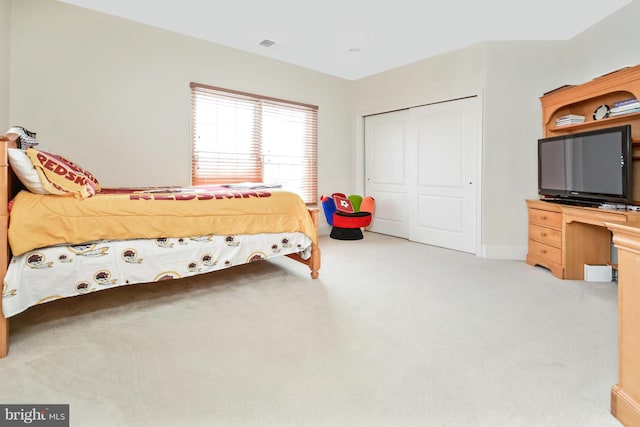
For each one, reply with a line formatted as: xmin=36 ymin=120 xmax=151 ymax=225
xmin=605 ymin=222 xmax=640 ymax=427
xmin=526 ymin=200 xmax=640 ymax=279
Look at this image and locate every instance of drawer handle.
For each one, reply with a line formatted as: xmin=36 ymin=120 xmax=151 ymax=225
xmin=540 ymin=249 xmax=547 ymax=254
xmin=540 ymin=232 xmax=547 ymax=237
xmin=540 ymin=215 xmax=548 ymax=220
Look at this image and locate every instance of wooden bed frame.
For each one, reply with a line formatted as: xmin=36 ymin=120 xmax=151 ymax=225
xmin=0 ymin=133 xmax=321 ymax=358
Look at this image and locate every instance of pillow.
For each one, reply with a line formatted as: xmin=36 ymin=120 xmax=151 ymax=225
xmin=333 ymin=194 xmax=354 ymax=213
xmin=7 ymin=148 xmax=48 ymax=194
xmin=25 ymin=148 xmax=101 ymax=199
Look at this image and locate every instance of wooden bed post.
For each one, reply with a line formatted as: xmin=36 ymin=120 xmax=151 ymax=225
xmin=307 ymin=208 xmax=321 ymax=279
xmin=0 ymin=134 xmax=18 ymax=358
xmin=285 ymin=207 xmax=321 ymax=279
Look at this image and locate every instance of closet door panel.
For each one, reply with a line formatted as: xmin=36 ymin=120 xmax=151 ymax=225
xmin=364 ymin=110 xmax=409 ymax=238
xmin=364 ymin=96 xmax=480 ymax=253
xmin=409 ymin=97 xmax=480 ymax=254
xmin=418 ymin=112 xmax=463 ymax=188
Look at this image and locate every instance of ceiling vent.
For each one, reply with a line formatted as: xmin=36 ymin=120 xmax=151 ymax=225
xmin=259 ymin=39 xmax=276 ymax=47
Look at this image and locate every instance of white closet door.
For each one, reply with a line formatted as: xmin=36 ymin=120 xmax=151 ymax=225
xmin=364 ymin=96 xmax=481 ymax=254
xmin=364 ymin=109 xmax=410 ymax=238
xmin=408 ymin=97 xmax=480 ymax=253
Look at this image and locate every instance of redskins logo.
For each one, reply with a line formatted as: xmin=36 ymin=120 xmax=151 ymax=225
xmin=121 ymin=248 xmax=143 ymax=264
xmin=281 ymin=237 xmax=292 ymax=248
xmin=247 ymin=252 xmax=267 ymax=263
xmin=155 ymin=238 xmax=174 ymax=248
xmin=26 ymin=252 xmax=53 ymax=269
xmin=153 ymin=271 xmax=181 ymax=281
xmin=187 ymin=261 xmax=199 ymax=272
xmin=2 ymin=282 xmax=17 ymax=298
xmin=94 ymin=270 xmax=117 ymax=285
xmin=27 ymin=252 xmax=43 ymax=265
xmin=57 ymin=253 xmax=72 ymax=263
xmin=224 ymin=236 xmax=240 ymax=246
xmin=75 ymin=281 xmax=91 ymax=294
xmin=69 ymin=243 xmax=96 ymax=253
xmin=201 ymin=253 xmax=216 ymax=266
xmin=271 ymin=243 xmax=281 ymax=253
xmin=68 ymin=243 xmax=109 ymax=257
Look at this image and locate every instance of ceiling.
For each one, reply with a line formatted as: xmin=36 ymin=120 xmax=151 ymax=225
xmin=58 ymin=0 xmax=632 ymax=81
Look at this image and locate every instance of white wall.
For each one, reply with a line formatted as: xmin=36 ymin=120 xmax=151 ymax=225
xmin=9 ymin=0 xmax=352 ymax=203
xmin=482 ymin=42 xmax=567 ymax=258
xmin=566 ymin=0 xmax=640 ymax=83
xmin=0 ymin=0 xmax=9 ymax=131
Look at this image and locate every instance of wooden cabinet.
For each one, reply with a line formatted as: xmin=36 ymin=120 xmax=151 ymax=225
xmin=526 ymin=199 xmax=563 ymax=278
xmin=540 ymin=65 xmax=640 ymax=136
xmin=540 ymin=65 xmax=640 ymax=203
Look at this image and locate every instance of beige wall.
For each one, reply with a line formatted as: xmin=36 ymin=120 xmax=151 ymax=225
xmin=0 ymin=0 xmax=9 ymax=131
xmin=351 ymin=44 xmax=487 ymax=116
xmin=9 ymin=0 xmax=352 ymax=199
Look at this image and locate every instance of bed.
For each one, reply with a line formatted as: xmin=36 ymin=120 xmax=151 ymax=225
xmin=0 ymin=132 xmax=321 ymax=358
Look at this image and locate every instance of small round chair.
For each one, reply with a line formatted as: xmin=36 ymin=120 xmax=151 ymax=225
xmin=321 ymin=194 xmax=376 ymax=240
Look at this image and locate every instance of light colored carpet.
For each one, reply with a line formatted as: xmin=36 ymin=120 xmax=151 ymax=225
xmin=0 ymin=232 xmax=621 ymax=427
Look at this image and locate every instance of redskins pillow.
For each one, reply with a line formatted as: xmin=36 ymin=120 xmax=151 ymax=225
xmin=25 ymin=148 xmax=101 ymax=199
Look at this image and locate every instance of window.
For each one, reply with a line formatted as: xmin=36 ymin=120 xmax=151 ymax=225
xmin=190 ymin=82 xmax=318 ymax=204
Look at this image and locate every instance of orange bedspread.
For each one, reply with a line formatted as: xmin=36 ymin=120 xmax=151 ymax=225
xmin=8 ymin=186 xmax=317 ymax=256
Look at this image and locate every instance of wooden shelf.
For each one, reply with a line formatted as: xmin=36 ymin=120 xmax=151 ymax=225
xmin=548 ymin=111 xmax=640 ymax=133
xmin=540 ymin=64 xmax=640 ymax=202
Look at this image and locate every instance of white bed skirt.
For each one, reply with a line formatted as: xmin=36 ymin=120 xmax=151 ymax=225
xmin=3 ymin=232 xmax=312 ymax=318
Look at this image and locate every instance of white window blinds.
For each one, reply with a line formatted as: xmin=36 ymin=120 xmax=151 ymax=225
xmin=190 ymin=83 xmax=318 ymax=204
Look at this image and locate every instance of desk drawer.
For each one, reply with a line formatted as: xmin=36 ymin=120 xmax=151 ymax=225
xmin=562 ymin=206 xmax=630 ymax=226
xmin=529 ymin=208 xmax=562 ymax=229
xmin=528 ymin=239 xmax=562 ymax=265
xmin=529 ymin=224 xmax=562 ymax=247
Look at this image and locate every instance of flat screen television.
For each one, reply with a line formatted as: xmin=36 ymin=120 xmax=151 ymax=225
xmin=538 ymin=124 xmax=632 ymax=206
